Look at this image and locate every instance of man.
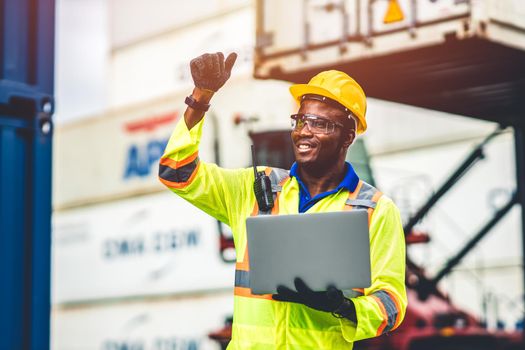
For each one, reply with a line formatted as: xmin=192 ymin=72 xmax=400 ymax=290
xmin=159 ymin=52 xmax=407 ymax=349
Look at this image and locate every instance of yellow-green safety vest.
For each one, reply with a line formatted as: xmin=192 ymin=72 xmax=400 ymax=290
xmin=159 ymin=118 xmax=407 ymax=350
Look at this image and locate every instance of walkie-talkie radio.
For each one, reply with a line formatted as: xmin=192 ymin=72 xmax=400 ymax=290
xmin=251 ymin=145 xmax=274 ymax=212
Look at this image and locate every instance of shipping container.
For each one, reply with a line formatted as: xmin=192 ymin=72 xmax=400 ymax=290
xmin=53 ymin=191 xmax=235 ymax=304
xmin=0 ymin=0 xmax=55 ymax=348
xmin=254 ymin=0 xmax=525 ymax=80
xmin=52 ymin=293 xmax=232 ymax=350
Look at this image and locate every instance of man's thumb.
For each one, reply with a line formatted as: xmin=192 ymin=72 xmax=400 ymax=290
xmin=225 ymin=52 xmax=238 ymax=73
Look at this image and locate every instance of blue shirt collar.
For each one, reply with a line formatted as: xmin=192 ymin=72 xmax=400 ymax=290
xmin=290 ymin=161 xmax=360 ymax=194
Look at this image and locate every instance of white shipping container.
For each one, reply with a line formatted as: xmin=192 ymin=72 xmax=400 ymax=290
xmin=260 ymin=0 xmax=469 ymax=53
xmin=52 ymin=191 xmax=234 ymax=304
xmin=255 ymin=0 xmax=525 ymax=77
xmin=52 ymin=292 xmax=232 ymax=350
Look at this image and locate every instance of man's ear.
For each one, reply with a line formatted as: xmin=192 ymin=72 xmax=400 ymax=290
xmin=342 ymin=129 xmax=356 ymax=148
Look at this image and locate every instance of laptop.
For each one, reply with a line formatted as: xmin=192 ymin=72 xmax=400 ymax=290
xmin=246 ymin=210 xmax=371 ymax=295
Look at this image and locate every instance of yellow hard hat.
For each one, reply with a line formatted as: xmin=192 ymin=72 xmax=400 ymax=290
xmin=290 ymin=70 xmax=367 ymax=134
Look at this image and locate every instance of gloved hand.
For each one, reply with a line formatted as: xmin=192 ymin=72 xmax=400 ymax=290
xmin=272 ymin=277 xmax=357 ymax=322
xmin=190 ymin=52 xmax=237 ymax=92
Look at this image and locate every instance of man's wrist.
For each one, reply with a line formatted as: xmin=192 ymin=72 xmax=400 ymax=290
xmin=183 ymin=87 xmax=214 ymax=130
xmin=332 ymin=298 xmax=357 ymax=323
xmin=192 ymin=86 xmax=214 ymax=104
xmin=185 ymin=95 xmax=210 ymax=112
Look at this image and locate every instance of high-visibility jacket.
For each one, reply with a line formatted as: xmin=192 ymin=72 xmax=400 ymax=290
xmin=159 ymin=118 xmax=407 ymax=350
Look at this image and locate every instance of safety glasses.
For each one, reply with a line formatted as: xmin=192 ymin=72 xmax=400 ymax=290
xmin=290 ymin=113 xmax=345 ymax=134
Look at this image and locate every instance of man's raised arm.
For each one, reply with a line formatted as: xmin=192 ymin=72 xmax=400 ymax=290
xmin=158 ymin=52 xmax=255 ymax=227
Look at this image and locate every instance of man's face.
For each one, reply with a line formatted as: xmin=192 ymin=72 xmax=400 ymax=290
xmin=291 ymin=99 xmax=354 ymax=170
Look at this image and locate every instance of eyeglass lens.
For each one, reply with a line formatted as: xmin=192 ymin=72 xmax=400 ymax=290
xmin=291 ymin=114 xmax=335 ymax=134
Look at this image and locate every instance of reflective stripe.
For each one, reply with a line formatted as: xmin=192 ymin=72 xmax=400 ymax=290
xmin=371 ymin=189 xmax=383 ymax=202
xmin=371 ymin=290 xmax=399 ymax=334
xmin=384 ymin=289 xmax=403 ymax=330
xmin=271 ymin=184 xmax=282 ymax=192
xmin=235 ymin=269 xmax=250 ymax=288
xmin=159 ymin=151 xmax=198 ymax=169
xmin=345 ymin=181 xmax=383 ymax=227
xmin=270 ymin=168 xmax=291 ymax=184
xmin=158 ymin=162 xmax=200 ymax=189
xmin=234 ymin=270 xmax=273 ymax=299
xmin=345 ymin=199 xmax=377 ymax=209
xmin=357 ymin=182 xmax=377 ymax=201
xmin=158 ymin=157 xmax=199 ymax=183
xmin=234 ymin=287 xmax=273 ymax=300
xmin=368 ymin=189 xmax=383 ymax=223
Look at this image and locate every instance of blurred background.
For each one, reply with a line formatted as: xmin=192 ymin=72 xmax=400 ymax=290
xmin=1 ymin=0 xmax=524 ymax=349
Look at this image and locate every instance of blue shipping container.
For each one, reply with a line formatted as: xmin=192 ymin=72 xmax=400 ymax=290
xmin=0 ymin=0 xmax=55 ymax=349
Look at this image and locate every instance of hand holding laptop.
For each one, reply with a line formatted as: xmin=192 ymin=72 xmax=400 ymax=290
xmin=273 ymin=277 xmax=344 ymax=311
xmin=272 ymin=277 xmax=358 ymax=321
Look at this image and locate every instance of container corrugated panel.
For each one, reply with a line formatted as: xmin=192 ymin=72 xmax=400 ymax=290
xmin=52 ymin=292 xmax=232 ymax=350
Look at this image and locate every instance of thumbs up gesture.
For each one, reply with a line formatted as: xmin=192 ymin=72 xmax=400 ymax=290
xmin=190 ymin=52 xmax=238 ymax=92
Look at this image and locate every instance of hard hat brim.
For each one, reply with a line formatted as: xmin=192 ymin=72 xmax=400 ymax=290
xmin=290 ymin=84 xmax=341 ymax=109
xmin=289 ymin=84 xmax=366 ymax=134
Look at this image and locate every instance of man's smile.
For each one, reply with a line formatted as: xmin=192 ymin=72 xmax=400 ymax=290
xmin=295 ymin=140 xmax=317 ymax=153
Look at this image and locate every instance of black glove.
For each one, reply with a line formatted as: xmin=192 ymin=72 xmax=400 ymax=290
xmin=272 ymin=277 xmax=357 ymax=322
xmin=190 ymin=52 xmax=237 ymax=92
